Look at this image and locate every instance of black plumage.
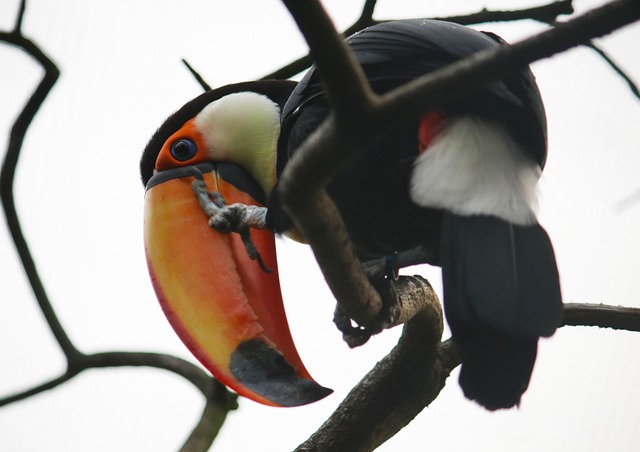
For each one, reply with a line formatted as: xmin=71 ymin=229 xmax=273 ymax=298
xmin=269 ymin=20 xmax=562 ymax=410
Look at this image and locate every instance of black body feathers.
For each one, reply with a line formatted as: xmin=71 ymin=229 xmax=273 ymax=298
xmin=271 ymin=20 xmax=562 ymax=410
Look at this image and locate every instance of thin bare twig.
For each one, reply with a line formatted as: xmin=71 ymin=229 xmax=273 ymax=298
xmin=430 ymin=0 xmax=574 ymax=26
xmin=14 ymin=0 xmax=26 ymax=33
xmin=585 ymin=41 xmax=640 ymax=99
xmin=0 ymin=350 xmax=236 ymax=449
xmin=182 ymin=58 xmax=212 ymax=91
xmin=0 ymin=29 xmax=76 ymax=362
xmin=539 ymin=9 xmax=640 ymax=101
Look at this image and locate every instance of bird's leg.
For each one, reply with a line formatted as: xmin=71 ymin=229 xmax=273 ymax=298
xmin=191 ymin=178 xmax=271 ymax=272
xmin=361 ymin=246 xmax=437 ymax=280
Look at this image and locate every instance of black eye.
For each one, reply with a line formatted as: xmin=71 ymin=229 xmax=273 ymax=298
xmin=170 ymin=139 xmax=197 ymax=162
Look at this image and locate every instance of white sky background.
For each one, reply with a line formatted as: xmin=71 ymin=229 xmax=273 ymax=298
xmin=0 ymin=0 xmax=639 ymax=450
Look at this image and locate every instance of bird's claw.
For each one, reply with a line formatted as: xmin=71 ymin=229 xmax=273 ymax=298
xmin=335 ymin=248 xmax=436 ymax=347
xmin=333 ymin=276 xmax=401 ymax=348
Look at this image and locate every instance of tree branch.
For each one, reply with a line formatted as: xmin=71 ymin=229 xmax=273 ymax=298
xmin=430 ymin=0 xmax=574 ymax=26
xmin=380 ymin=0 xmax=640 ymax=134
xmin=262 ymin=0 xmax=575 ymax=80
xmin=0 ymin=4 xmax=234 ymax=450
xmin=0 ymin=374 xmax=73 ymax=407
xmin=298 ymin=299 xmax=640 ymax=450
xmin=562 ymin=303 xmax=640 ymax=331
xmin=278 ymin=2 xmax=640 ymax=447
xmin=584 ymin=41 xmax=640 ymax=99
xmin=278 ymin=0 xmax=640 ymax=332
xmin=0 ymin=351 xmax=237 ymax=449
xmin=297 ymin=276 xmax=451 ymax=452
xmin=264 ymin=0 xmax=637 ymax=105
xmin=0 ymin=29 xmax=77 ymax=361
xmin=281 ymin=0 xmax=374 ymax=118
xmin=14 ymin=0 xmax=26 ymax=33
xmin=182 ymin=58 xmax=212 ymax=91
xmin=277 ymin=0 xmax=382 ymax=327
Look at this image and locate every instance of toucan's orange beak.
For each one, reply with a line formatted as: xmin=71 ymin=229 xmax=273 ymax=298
xmin=143 ymin=163 xmax=331 ymax=406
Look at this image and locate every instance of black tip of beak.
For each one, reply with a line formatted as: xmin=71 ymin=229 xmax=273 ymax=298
xmin=230 ymin=339 xmax=333 ymax=407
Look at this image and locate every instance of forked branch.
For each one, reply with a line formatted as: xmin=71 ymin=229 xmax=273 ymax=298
xmin=263 ymin=0 xmax=576 ymax=80
xmin=279 ymin=0 xmax=640 ymax=340
xmin=278 ymin=0 xmax=640 ymax=449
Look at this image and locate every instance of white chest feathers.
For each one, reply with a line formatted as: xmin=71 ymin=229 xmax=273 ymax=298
xmin=410 ymin=115 xmax=541 ymax=225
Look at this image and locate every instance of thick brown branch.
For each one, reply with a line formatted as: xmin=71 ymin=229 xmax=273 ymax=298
xmin=296 ymin=276 xmax=448 ymax=452
xmin=283 ymin=3 xmax=640 ymax=447
xmin=298 ymin=298 xmax=638 ymax=451
xmin=281 ymin=0 xmax=374 ymax=119
xmin=279 ymin=0 xmax=640 ymax=332
xmin=291 ymin=185 xmax=384 ymax=327
xmin=278 ymin=118 xmax=385 ymax=326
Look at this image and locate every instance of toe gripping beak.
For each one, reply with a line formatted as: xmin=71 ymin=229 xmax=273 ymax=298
xmin=143 ymin=162 xmax=332 ymax=406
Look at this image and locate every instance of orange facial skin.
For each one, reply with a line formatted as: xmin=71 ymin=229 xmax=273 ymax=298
xmin=154 ymin=119 xmax=210 ymax=172
xmin=144 ymin=167 xmax=331 ymax=406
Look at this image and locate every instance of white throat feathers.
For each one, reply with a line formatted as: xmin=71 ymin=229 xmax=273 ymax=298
xmin=194 ymin=92 xmax=282 ymax=195
xmin=410 ymin=115 xmax=541 ymax=225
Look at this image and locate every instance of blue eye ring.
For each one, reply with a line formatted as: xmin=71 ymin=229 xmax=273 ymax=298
xmin=170 ymin=138 xmax=198 ymax=162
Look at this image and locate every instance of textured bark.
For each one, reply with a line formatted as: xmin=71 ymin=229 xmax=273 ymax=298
xmin=296 ymin=277 xmax=456 ymax=452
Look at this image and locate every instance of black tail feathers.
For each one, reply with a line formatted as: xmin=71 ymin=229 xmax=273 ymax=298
xmin=441 ymin=213 xmax=562 ymax=409
xmin=456 ymin=326 xmax=538 ymax=410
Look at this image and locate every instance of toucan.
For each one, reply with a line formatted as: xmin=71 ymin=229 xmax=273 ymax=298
xmin=141 ymin=81 xmax=333 ymax=407
xmin=141 ymin=20 xmax=563 ymax=411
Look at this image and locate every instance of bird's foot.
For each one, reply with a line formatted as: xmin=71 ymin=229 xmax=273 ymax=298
xmin=333 ymin=273 xmax=401 ymax=348
xmin=335 ymin=247 xmax=437 ymax=347
xmin=191 ymin=178 xmax=272 ymax=272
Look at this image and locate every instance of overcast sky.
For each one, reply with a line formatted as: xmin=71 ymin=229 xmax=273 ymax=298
xmin=1 ymin=0 xmax=639 ymax=451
